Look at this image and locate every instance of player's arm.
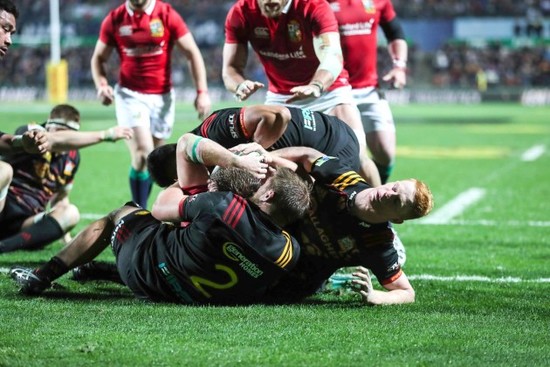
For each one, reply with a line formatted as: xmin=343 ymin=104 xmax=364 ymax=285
xmin=287 ymin=32 xmax=344 ymax=103
xmin=0 ymin=131 xmax=49 ymax=155
xmin=241 ymin=105 xmax=291 ymax=148
xmin=43 ymin=127 xmax=133 ymax=152
xmin=176 ymin=133 xmax=270 ymax=189
xmin=151 ymin=182 xmax=189 ymax=223
xmin=380 ymin=18 xmax=408 ymax=89
xmin=352 ymin=266 xmax=415 ymax=305
xmin=175 ymin=33 xmax=211 ymax=119
xmin=90 ymin=40 xmax=115 ymax=106
xmin=222 ymin=43 xmax=264 ymax=101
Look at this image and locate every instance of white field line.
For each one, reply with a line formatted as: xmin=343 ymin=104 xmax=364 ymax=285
xmin=413 ymin=219 xmax=550 ymax=227
xmin=1 ymin=266 xmax=547 ymax=284
xmin=521 ymin=144 xmax=546 ymax=161
xmin=418 ymin=188 xmax=486 ymax=225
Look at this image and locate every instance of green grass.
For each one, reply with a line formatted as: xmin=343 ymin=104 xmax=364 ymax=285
xmin=1 ymin=102 xmax=549 ymax=366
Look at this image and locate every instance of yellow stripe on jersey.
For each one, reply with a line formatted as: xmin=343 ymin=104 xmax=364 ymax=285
xmin=331 ymin=171 xmax=366 ymax=191
xmin=275 ymin=230 xmax=293 ymax=268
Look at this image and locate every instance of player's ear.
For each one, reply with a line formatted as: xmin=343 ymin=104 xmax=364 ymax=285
xmin=261 ymin=189 xmax=275 ymax=203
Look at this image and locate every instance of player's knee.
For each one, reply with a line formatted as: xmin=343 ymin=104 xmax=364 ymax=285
xmin=51 ymin=203 xmax=80 ymax=230
xmin=0 ymin=161 xmax=13 ymax=187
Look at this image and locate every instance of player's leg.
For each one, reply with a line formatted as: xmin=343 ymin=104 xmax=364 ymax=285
xmin=0 ymin=201 xmax=79 ymax=253
xmin=114 ymin=85 xmax=154 ymax=208
xmin=0 ymin=161 xmax=13 ymax=212
xmin=327 ymin=103 xmax=381 ymax=187
xmin=358 ymin=97 xmax=396 ymax=184
xmin=10 ymin=204 xmax=137 ymax=294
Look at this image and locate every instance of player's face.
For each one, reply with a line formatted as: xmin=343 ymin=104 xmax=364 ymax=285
xmin=129 ymin=0 xmax=149 ymax=9
xmin=257 ymin=0 xmax=289 ymax=18
xmin=367 ymin=180 xmax=416 ymax=223
xmin=0 ymin=10 xmax=16 ymax=59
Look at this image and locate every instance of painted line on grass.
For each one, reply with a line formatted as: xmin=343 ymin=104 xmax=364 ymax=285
xmin=413 ymin=219 xmax=550 ymax=227
xmin=521 ymin=144 xmax=545 ymax=161
xmin=418 ymin=188 xmax=486 ymax=225
xmin=1 ymin=267 xmax=547 ymax=284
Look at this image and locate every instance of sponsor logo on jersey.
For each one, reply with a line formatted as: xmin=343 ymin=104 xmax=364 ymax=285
xmin=339 ymin=19 xmax=375 ymax=36
xmin=227 ymin=113 xmax=238 ymax=139
xmin=314 ymin=155 xmax=338 ymax=167
xmin=63 ymin=161 xmax=75 ymax=176
xmin=223 ymin=242 xmax=264 ymax=278
xmin=258 ymin=47 xmax=307 ymax=60
xmin=329 ymin=2 xmax=340 ymax=12
xmin=287 ymin=20 xmax=302 ymax=42
xmin=119 ymin=25 xmax=132 ymax=36
xmin=254 ymin=27 xmax=269 ymax=38
xmin=123 ymin=43 xmax=164 ymax=57
xmin=362 ymin=0 xmax=376 ymax=13
xmin=133 ymin=210 xmax=149 ymax=216
xmin=149 ymin=18 xmax=164 ymax=37
xmin=301 ymin=108 xmax=316 ymax=131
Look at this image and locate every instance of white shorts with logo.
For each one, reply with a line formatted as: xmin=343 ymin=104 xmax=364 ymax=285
xmin=114 ymin=84 xmax=176 ymax=140
xmin=265 ymin=85 xmax=357 ymax=114
xmin=352 ymin=87 xmax=395 ymax=134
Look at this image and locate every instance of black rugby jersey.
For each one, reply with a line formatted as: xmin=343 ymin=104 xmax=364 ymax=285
xmin=190 ymin=106 xmax=360 ymax=170
xmin=128 ymin=191 xmax=300 ymax=305
xmin=3 ymin=125 xmax=80 ymax=214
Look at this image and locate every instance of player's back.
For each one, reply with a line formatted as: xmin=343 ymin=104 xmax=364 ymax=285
xmin=132 ymin=191 xmax=300 ymax=305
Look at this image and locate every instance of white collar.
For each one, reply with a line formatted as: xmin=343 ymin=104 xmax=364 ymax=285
xmin=126 ymin=0 xmax=156 ymax=16
xmin=282 ymin=0 xmax=293 ymax=14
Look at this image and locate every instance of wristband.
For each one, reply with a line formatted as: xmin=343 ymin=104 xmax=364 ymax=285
xmin=392 ymin=59 xmax=407 ymax=69
xmin=197 ymin=89 xmax=208 ymax=94
xmin=309 ymin=80 xmax=324 ymax=93
xmin=101 ymin=128 xmax=116 ymax=142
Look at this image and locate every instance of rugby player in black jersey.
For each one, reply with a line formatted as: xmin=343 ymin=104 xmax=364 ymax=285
xmin=147 ymin=104 xmax=380 ymax=188
xmin=10 ymin=133 xmax=311 ymax=306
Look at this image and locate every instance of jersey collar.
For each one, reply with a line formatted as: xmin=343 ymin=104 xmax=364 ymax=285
xmin=282 ymin=0 xmax=293 ymax=14
xmin=126 ymin=0 xmax=156 ymax=16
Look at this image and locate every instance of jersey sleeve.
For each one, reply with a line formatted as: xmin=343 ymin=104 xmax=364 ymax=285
xmin=224 ymin=4 xmax=247 ymax=44
xmin=99 ymin=12 xmax=115 ymax=46
xmin=167 ymin=4 xmax=189 ymax=40
xmin=310 ymin=155 xmax=371 ymax=208
xmin=179 ymin=191 xmax=233 ymax=222
xmin=309 ymin=0 xmax=339 ymax=36
xmin=380 ymin=0 xmax=397 ymax=24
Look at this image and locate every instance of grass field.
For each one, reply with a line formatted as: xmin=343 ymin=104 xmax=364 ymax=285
xmin=0 ymin=102 xmax=549 ymax=366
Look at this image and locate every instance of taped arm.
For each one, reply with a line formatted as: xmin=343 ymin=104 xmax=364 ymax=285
xmin=311 ymin=32 xmax=344 ymax=90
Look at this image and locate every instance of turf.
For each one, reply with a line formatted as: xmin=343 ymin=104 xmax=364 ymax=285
xmin=0 ymin=102 xmax=549 ymax=366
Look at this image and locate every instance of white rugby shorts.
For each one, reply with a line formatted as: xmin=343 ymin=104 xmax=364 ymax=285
xmin=352 ymin=87 xmax=396 ymax=134
xmin=114 ymin=85 xmax=176 ymax=140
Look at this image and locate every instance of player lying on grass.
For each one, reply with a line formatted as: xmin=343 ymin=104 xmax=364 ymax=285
xmin=72 ymin=142 xmax=433 ymax=306
xmin=147 ymin=104 xmax=381 ymax=188
xmin=0 ymin=104 xmax=133 ymax=254
xmin=10 ymin=133 xmax=311 ymax=305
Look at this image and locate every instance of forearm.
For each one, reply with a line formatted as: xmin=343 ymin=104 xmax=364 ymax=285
xmin=270 ymin=147 xmax=324 ymax=172
xmin=387 ymin=39 xmax=408 ymax=68
xmin=47 ymin=130 xmax=115 ymax=151
xmin=312 ymin=32 xmax=343 ymax=89
xmin=365 ymin=288 xmax=415 ymax=306
xmin=91 ymin=58 xmax=109 ymax=89
xmin=222 ymin=43 xmax=247 ymax=92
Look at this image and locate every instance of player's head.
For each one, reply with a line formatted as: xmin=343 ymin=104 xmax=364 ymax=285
xmin=148 ymin=143 xmax=177 ymax=188
xmin=0 ymin=0 xmax=18 ymax=60
xmin=209 ymin=167 xmax=262 ymax=198
xmin=354 ymin=179 xmax=434 ymax=224
xmin=45 ymin=104 xmax=81 ymax=132
xmin=251 ymin=167 xmax=311 ymax=226
xmin=257 ymin=0 xmax=290 ymax=18
xmin=128 ymin=0 xmax=150 ymax=10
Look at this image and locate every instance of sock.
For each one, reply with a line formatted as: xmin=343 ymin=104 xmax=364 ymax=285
xmin=0 ymin=215 xmax=64 ymax=253
xmin=129 ymin=167 xmax=152 ymax=209
xmin=375 ymin=162 xmax=394 ymax=185
xmin=35 ymin=256 xmax=70 ymax=282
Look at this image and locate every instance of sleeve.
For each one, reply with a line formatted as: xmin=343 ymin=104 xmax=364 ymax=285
xmin=99 ymin=12 xmax=115 ymax=46
xmin=380 ymin=0 xmax=397 ymax=24
xmin=359 ymin=229 xmax=402 ymax=285
xmin=179 ymin=192 xmax=229 ymax=222
xmin=167 ymin=4 xmax=189 ymax=40
xmin=224 ymin=3 xmax=247 ymax=44
xmin=309 ymin=0 xmax=339 ymax=36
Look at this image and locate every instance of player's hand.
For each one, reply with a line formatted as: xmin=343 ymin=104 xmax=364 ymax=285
xmin=351 ymin=266 xmax=377 ymax=305
xmin=102 ymin=126 xmax=134 ymax=142
xmin=22 ymin=130 xmax=50 ymax=154
xmin=233 ymin=152 xmax=271 ymax=179
xmin=234 ymin=80 xmax=264 ymax=101
xmin=97 ymin=84 xmax=114 ymax=106
xmin=286 ymin=83 xmax=322 ymax=103
xmin=195 ymin=92 xmax=212 ymax=120
xmin=382 ymin=67 xmax=407 ymax=89
xmin=230 ymin=142 xmax=269 ymax=157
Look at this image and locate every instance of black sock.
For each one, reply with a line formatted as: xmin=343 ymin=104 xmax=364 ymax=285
xmin=0 ymin=215 xmax=64 ymax=253
xmin=36 ymin=256 xmax=70 ymax=282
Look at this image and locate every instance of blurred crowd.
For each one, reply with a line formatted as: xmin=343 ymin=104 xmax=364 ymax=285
xmin=0 ymin=0 xmax=548 ymax=91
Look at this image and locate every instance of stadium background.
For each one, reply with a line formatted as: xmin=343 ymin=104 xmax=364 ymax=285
xmin=0 ymin=0 xmax=548 ymax=105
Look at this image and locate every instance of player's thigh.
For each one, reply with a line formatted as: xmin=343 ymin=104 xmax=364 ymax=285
xmin=150 ymin=89 xmax=176 ymax=141
xmin=114 ymin=85 xmax=152 ymax=130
